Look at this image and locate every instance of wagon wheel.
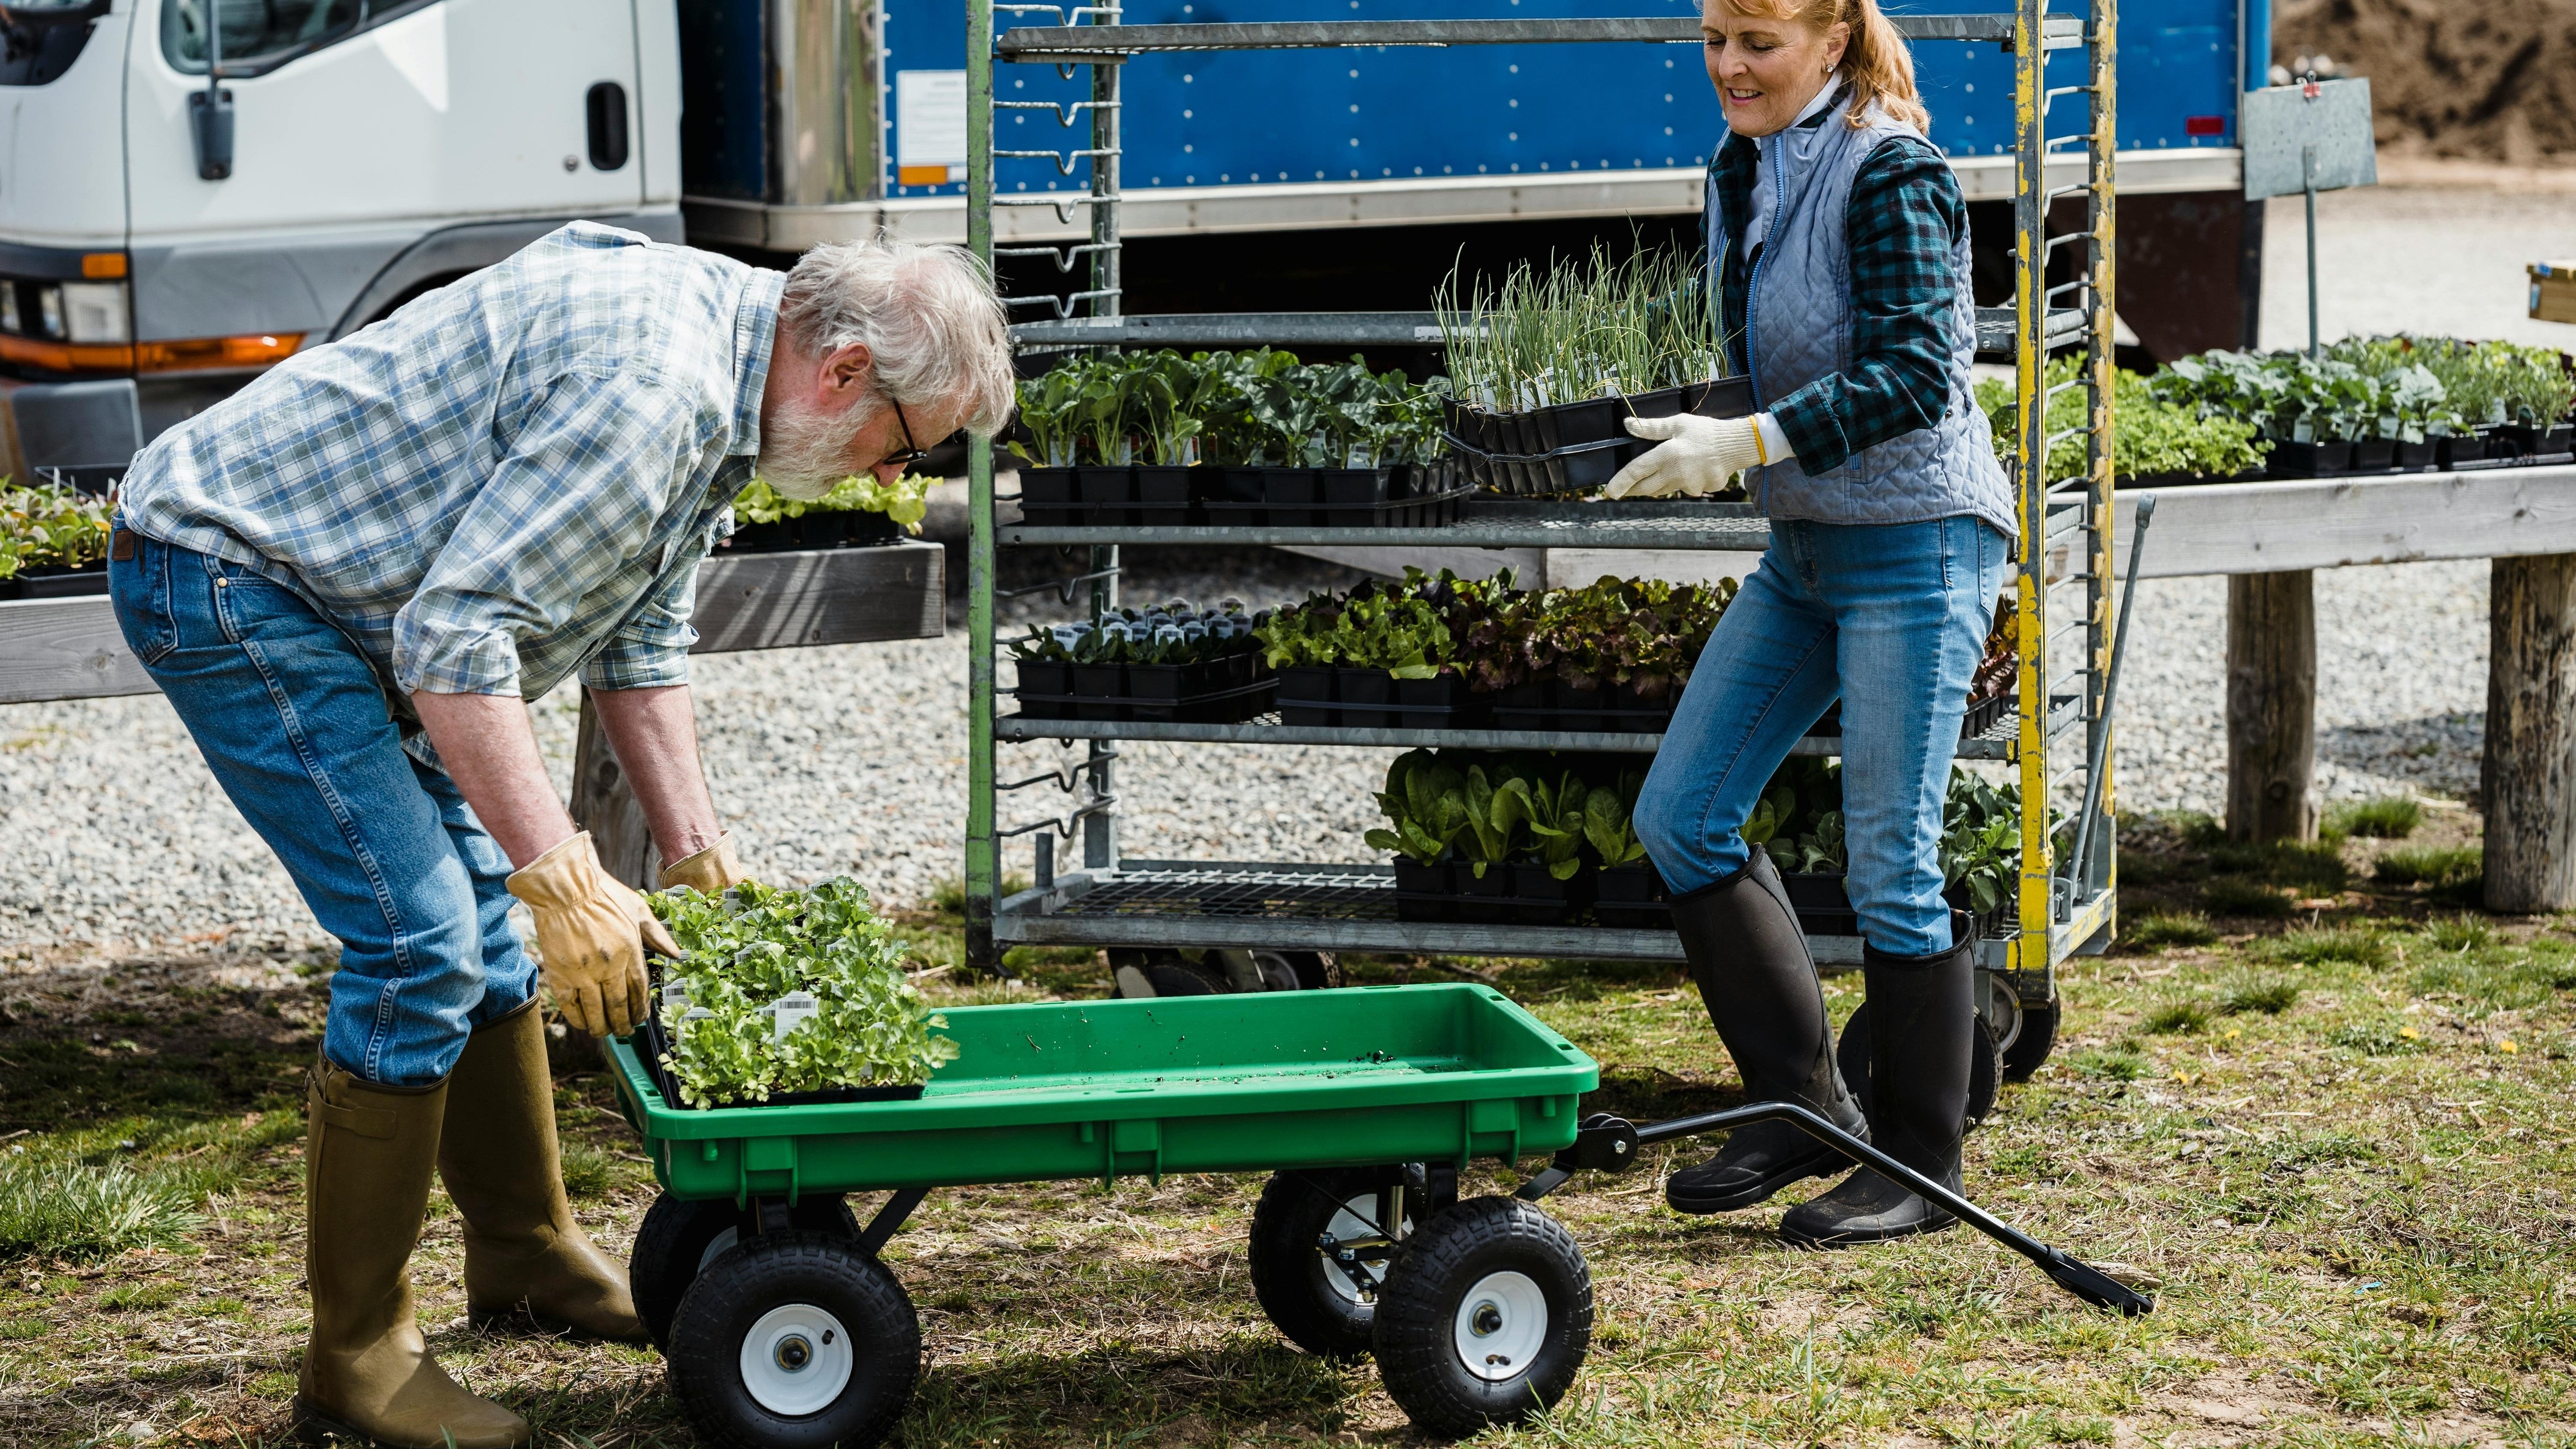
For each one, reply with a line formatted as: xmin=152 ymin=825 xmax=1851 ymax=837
xmin=2000 ymin=999 xmax=2061 ymax=1081
xmin=1837 ymin=1001 xmax=2001 ymax=1130
xmin=1110 ymin=947 xmax=1338 ymax=996
xmin=1248 ymin=1168 xmax=1416 ymax=1360
xmin=666 ymin=1229 xmax=919 ymax=1449
xmin=1370 ymin=1196 xmax=1593 ymax=1437
xmin=631 ymin=1193 xmax=862 ymax=1349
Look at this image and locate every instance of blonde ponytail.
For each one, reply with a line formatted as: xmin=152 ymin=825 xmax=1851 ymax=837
xmin=1716 ymin=0 xmax=1932 ymax=134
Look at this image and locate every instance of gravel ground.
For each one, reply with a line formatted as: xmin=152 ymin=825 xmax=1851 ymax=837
xmin=0 ymin=176 xmax=2540 ymax=956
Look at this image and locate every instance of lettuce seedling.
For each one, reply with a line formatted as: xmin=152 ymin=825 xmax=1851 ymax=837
xmin=647 ymin=878 xmax=958 ymax=1109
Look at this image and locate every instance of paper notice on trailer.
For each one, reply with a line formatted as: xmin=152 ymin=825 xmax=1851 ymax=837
xmin=898 ymin=70 xmax=969 ymax=186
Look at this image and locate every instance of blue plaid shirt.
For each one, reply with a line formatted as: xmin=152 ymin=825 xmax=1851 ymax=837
xmin=122 ymin=222 xmax=782 ymax=707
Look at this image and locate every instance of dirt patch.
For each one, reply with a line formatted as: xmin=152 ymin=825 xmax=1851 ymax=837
xmin=2275 ymin=0 xmax=2576 ymax=164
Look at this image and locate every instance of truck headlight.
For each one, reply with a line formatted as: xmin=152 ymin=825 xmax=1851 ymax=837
xmin=37 ymin=285 xmax=63 ymax=340
xmin=59 ymin=283 xmax=131 ymax=345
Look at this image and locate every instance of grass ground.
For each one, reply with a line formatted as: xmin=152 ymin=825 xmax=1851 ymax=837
xmin=1 ymin=808 xmax=2572 ymax=1447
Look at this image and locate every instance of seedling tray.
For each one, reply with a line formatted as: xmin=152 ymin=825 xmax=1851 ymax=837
xmin=1447 ymin=377 xmax=1757 ymax=495
xmin=1201 ymin=483 xmax=1473 ymax=529
xmin=1015 ymin=678 xmax=1275 ymax=724
xmin=0 ymin=566 xmax=110 ymax=600
xmin=605 ymin=983 xmax=1598 ymax=1199
xmin=1276 ymin=669 xmax=1486 ymax=728
xmin=1392 ymin=860 xmax=1586 ymax=925
xmin=632 ymin=1015 xmax=926 ymax=1111
xmin=724 ymin=511 xmax=908 ymax=551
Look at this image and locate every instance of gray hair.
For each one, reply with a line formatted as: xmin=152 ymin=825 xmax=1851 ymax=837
xmin=779 ymin=239 xmax=1015 ymax=437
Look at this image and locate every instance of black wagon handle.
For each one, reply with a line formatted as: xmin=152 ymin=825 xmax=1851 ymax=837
xmin=1518 ymin=1101 xmax=2155 ymax=1317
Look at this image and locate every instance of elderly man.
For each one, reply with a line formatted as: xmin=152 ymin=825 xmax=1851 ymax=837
xmin=107 ymin=222 xmax=1012 ymax=1449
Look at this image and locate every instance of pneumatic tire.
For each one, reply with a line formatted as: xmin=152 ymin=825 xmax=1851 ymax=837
xmin=631 ymin=1193 xmax=862 ymax=1349
xmin=666 ymin=1229 xmax=919 ymax=1449
xmin=1248 ymin=1168 xmax=1415 ymax=1360
xmin=1371 ymin=1196 xmax=1592 ymax=1437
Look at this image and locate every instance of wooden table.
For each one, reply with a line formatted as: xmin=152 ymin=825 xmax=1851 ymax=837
xmin=0 ymin=542 xmax=949 ymax=887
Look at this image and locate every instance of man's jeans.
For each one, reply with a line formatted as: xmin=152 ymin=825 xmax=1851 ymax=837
xmin=110 ymin=531 xmax=534 ymax=1086
xmin=1635 ymin=515 xmax=2012 ymax=957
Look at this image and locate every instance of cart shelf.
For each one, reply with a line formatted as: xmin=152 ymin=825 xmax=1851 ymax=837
xmin=1001 ymin=496 xmax=1773 ymax=551
xmin=992 ymin=860 xmax=2015 ymax=968
xmin=995 ymin=707 xmax=2025 ymax=760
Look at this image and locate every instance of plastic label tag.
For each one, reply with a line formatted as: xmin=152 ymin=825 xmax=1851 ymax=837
xmin=661 ymin=981 xmax=692 ymax=1018
xmin=766 ymin=991 xmax=820 ymax=1042
xmin=679 ymin=1008 xmax=713 ymax=1025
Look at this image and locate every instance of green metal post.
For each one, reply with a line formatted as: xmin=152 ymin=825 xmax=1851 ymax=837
xmin=965 ymin=0 xmax=999 ymax=973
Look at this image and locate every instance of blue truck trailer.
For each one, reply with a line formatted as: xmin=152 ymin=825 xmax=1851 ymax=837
xmin=0 ymin=0 xmax=2266 ymax=472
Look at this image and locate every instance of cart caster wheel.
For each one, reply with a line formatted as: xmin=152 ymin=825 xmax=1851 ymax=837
xmin=631 ymin=1193 xmax=862 ymax=1349
xmin=667 ymin=1229 xmax=919 ymax=1449
xmin=1371 ymin=1196 xmax=1592 ymax=1437
xmin=1249 ymin=1168 xmax=1415 ymax=1360
xmin=2000 ymin=1000 xmax=2060 ymax=1081
xmin=1839 ymin=1001 xmax=2000 ymax=1129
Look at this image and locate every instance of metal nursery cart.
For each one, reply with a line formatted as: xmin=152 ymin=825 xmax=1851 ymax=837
xmin=963 ymin=0 xmax=2124 ymax=1080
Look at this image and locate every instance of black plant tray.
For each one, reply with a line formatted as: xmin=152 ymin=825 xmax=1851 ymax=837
xmin=631 ymin=1014 xmax=926 ymax=1111
xmin=1807 ymin=689 xmax=2012 ymax=744
xmin=0 ymin=565 xmax=110 ymax=599
xmin=1780 ymin=873 xmax=1997 ymax=943
xmin=1200 ymin=482 xmax=1472 ymax=529
xmin=1277 ymin=669 xmax=1486 ymax=728
xmin=1390 ymin=860 xmax=1586 ymax=925
xmin=1445 ymin=377 xmax=1757 ymax=496
xmin=1014 ymin=678 xmax=1275 ymax=725
xmin=1482 ymin=680 xmax=1679 ymax=735
xmin=723 ymin=510 xmax=907 ymax=551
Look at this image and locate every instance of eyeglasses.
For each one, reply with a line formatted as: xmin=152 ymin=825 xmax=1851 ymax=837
xmin=877 ymin=399 xmax=931 ymax=474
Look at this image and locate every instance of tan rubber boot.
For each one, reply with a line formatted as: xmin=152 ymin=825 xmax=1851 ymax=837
xmin=296 ymin=1060 xmax=531 ymax=1449
xmin=439 ymin=998 xmax=648 ymax=1343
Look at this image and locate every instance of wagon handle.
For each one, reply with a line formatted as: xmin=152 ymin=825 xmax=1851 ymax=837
xmin=1518 ymin=1102 xmax=2154 ymax=1317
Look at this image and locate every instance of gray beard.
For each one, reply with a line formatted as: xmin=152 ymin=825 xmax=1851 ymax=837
xmin=756 ymin=393 xmax=880 ymax=500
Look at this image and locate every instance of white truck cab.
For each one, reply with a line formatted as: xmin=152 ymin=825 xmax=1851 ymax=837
xmin=0 ymin=0 xmax=682 ymax=480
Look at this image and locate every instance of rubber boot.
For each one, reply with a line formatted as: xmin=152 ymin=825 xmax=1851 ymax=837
xmin=295 ymin=1059 xmax=532 ymax=1449
xmin=1779 ymin=924 xmax=1975 ymax=1247
xmin=438 ymin=998 xmax=649 ymax=1343
xmin=1663 ymin=845 xmax=1871 ymax=1214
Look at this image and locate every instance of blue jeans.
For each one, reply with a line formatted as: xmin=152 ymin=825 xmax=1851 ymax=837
xmin=1636 ymin=516 xmax=2012 ymax=957
xmin=110 ymin=531 xmax=534 ymax=1086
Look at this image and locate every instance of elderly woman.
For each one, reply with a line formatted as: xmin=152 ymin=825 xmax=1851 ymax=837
xmin=110 ymin=225 xmax=1013 ymax=1449
xmin=1609 ymin=0 xmax=2013 ymax=1247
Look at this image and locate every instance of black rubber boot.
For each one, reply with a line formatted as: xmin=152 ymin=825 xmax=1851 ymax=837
xmin=1779 ymin=924 xmax=1975 ymax=1247
xmin=1663 ymin=846 xmax=1869 ymax=1215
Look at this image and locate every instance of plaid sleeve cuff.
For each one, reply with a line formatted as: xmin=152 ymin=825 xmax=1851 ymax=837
xmin=394 ymin=625 xmax=525 ymax=697
xmin=580 ymin=643 xmax=693 ymax=692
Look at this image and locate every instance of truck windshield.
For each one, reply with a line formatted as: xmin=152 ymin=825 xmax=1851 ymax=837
xmin=161 ymin=0 xmax=437 ymax=79
xmin=1 ymin=0 xmax=109 ymax=88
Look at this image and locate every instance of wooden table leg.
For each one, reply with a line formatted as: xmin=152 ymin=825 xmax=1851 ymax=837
xmin=569 ymin=686 xmax=659 ymax=888
xmin=2483 ymin=554 xmax=2576 ymax=912
xmin=2226 ymin=571 xmax=2318 ymax=843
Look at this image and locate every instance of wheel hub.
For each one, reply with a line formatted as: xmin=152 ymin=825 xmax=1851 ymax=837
xmin=739 ymin=1302 xmax=855 ymax=1416
xmin=1317 ymin=1194 xmax=1407 ymax=1305
xmin=1451 ymin=1270 xmax=1547 ymax=1383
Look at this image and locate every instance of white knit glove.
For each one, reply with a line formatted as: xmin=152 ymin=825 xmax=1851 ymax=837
xmin=1603 ymin=413 xmax=1770 ymax=499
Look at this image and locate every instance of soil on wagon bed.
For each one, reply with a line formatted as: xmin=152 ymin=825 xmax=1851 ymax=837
xmin=1 ymin=847 xmax=2574 ymax=1447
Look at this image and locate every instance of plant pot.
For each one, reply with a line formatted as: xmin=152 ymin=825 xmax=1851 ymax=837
xmin=1393 ymin=859 xmax=1456 ymax=923
xmin=2392 ymin=438 xmax=2437 ymax=473
xmin=1017 ymin=467 xmax=1080 ymax=525
xmin=1396 ymin=674 xmax=1463 ymax=709
xmin=1782 ymin=873 xmax=1851 ymax=911
xmin=1688 ymin=375 xmax=1758 ymax=419
xmin=1135 ymin=466 xmax=1192 ymax=504
xmin=1071 ymin=662 xmax=1127 ymax=721
xmin=1318 ymin=468 xmax=1392 ymax=506
xmin=1078 ymin=465 xmax=1135 ymax=525
xmin=1593 ymin=862 xmax=1665 ymax=903
xmin=1275 ymin=665 xmax=1337 ymax=726
xmin=1014 ymin=661 xmax=1072 ymax=697
xmin=2351 ymin=437 xmax=2397 ymax=471
xmin=1211 ymin=465 xmax=1265 ymax=504
xmin=1337 ymin=668 xmax=1394 ymax=706
xmin=2265 ymin=439 xmax=2355 ymax=477
xmin=1263 ymin=468 xmax=1318 ymax=507
xmin=1626 ymin=385 xmax=1687 ymax=421
xmin=1532 ymin=397 xmax=1625 ymax=454
xmin=1458 ymin=863 xmax=1508 ymax=897
xmin=1186 ymin=463 xmax=1230 ymax=502
xmin=1124 ymin=663 xmax=1185 ymax=701
xmin=2437 ymin=434 xmax=2489 ymax=470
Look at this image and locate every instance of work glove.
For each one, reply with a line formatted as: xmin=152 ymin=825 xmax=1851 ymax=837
xmin=1603 ymin=413 xmax=1771 ymax=499
xmin=506 ymin=831 xmax=677 ymax=1038
xmin=657 ymin=832 xmax=750 ymax=895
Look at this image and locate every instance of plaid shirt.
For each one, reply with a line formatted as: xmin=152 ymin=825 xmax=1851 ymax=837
xmin=1707 ymin=122 xmax=1969 ymax=473
xmin=122 ymin=222 xmax=781 ymax=706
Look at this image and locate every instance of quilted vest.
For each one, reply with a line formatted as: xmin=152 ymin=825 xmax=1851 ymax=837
xmin=1706 ymin=91 xmax=2017 ymax=540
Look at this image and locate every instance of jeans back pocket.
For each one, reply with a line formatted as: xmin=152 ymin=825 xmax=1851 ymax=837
xmin=106 ymin=525 xmax=178 ymax=666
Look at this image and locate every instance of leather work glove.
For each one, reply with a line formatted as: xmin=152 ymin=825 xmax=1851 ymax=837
xmin=657 ymin=832 xmax=750 ymax=895
xmin=1603 ymin=413 xmax=1771 ymax=499
xmin=506 ymin=831 xmax=678 ymax=1038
